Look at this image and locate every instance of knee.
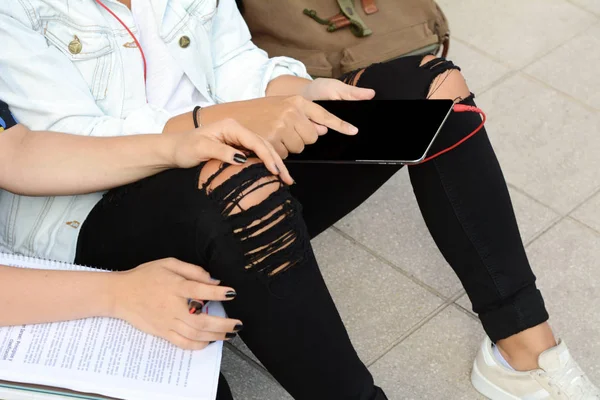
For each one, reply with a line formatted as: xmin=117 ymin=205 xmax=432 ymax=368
xmin=198 ymin=159 xmax=304 ymax=277
xmin=343 ymin=67 xmax=368 ymax=86
xmin=420 ymin=55 xmax=471 ymax=101
xmin=199 ymin=158 xmax=281 ymax=215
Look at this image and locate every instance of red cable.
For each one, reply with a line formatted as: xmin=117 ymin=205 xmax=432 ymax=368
xmin=420 ymin=104 xmax=486 ymax=163
xmin=95 ymin=0 xmax=147 ymax=83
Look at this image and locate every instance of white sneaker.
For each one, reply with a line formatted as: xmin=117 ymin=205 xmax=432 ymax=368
xmin=471 ymin=336 xmax=600 ymax=400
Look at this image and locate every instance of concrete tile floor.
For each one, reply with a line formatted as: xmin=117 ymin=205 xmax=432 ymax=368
xmin=223 ymin=1 xmax=600 ymax=398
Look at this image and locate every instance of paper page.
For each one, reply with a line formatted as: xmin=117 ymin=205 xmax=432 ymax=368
xmin=0 ymin=303 xmax=224 ymax=400
xmin=0 ymin=254 xmax=224 ymax=400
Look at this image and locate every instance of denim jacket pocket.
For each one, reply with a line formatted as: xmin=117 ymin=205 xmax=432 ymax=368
xmin=43 ymin=20 xmax=114 ymax=101
xmin=187 ymin=0 xmax=218 ymax=31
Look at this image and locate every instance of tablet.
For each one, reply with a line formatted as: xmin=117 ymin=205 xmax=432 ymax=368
xmin=285 ymin=99 xmax=455 ymax=165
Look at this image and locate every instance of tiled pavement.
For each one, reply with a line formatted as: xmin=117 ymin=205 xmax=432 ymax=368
xmin=222 ymin=1 xmax=600 ymax=398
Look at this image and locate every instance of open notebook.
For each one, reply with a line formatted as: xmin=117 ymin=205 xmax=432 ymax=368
xmin=0 ymin=253 xmax=224 ymax=400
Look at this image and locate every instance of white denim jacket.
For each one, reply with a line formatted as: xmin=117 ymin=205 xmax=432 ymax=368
xmin=0 ymin=0 xmax=310 ymax=261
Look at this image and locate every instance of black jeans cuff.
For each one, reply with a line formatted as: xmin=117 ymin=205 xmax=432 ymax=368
xmin=479 ymin=287 xmax=550 ymax=342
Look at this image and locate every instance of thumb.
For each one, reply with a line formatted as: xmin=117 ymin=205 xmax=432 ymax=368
xmin=339 ymin=82 xmax=376 ymax=101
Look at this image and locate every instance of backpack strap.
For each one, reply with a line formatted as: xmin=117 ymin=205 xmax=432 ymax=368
xmin=0 ymin=100 xmax=17 ymax=132
xmin=304 ymin=0 xmax=375 ymax=37
xmin=337 ymin=0 xmax=372 ymax=36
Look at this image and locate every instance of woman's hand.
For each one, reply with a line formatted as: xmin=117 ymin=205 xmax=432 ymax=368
xmin=200 ymin=95 xmax=360 ymax=159
xmin=111 ymin=258 xmax=242 ymax=350
xmin=301 ymin=78 xmax=375 ymax=101
xmin=168 ymin=118 xmax=293 ymax=185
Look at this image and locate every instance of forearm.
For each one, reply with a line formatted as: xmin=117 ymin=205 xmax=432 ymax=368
xmin=0 ymin=125 xmax=177 ymax=196
xmin=160 ymin=75 xmax=313 ymax=136
xmin=265 ymin=75 xmax=313 ymax=97
xmin=165 ymin=76 xmax=312 ymax=131
xmin=163 ymin=110 xmax=196 ymax=134
xmin=0 ymin=266 xmax=117 ymax=327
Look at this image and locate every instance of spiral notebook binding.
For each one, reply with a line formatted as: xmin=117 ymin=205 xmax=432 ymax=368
xmin=0 ymin=252 xmax=116 ymax=272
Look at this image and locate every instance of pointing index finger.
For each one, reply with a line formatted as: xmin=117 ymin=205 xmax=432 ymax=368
xmin=302 ymin=101 xmax=359 ymax=136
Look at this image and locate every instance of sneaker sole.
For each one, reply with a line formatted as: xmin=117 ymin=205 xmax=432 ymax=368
xmin=471 ymin=361 xmax=520 ymax=400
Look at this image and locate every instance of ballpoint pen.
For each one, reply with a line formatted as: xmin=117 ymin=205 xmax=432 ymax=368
xmin=187 ymin=299 xmax=205 ymax=315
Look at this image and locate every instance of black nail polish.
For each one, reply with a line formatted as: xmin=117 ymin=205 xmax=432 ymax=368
xmin=225 ymin=291 xmax=237 ymax=299
xmin=233 ymin=153 xmax=247 ymax=164
xmin=226 ymin=332 xmax=237 ymax=339
xmin=234 ymin=324 xmax=244 ymax=332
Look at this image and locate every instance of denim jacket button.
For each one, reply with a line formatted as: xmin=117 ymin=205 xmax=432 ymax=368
xmin=179 ymin=36 xmax=191 ymax=48
xmin=68 ymin=36 xmax=82 ymax=54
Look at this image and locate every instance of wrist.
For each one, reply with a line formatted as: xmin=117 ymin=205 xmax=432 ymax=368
xmin=195 ymin=103 xmax=229 ymax=126
xmin=266 ymin=75 xmax=312 ymax=97
xmin=157 ymin=133 xmax=181 ymax=169
xmin=103 ymin=271 xmax=133 ymax=320
xmin=101 ymin=272 xmax=126 ymax=319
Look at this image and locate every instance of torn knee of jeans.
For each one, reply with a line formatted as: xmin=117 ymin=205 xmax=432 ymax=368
xmin=420 ymin=56 xmax=461 ymax=75
xmin=343 ymin=67 xmax=367 ymax=86
xmin=199 ymin=161 xmax=304 ymax=278
xmin=419 ymin=56 xmax=469 ymax=100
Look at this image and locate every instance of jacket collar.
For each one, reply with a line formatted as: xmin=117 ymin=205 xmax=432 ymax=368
xmin=94 ymin=0 xmax=169 ymax=28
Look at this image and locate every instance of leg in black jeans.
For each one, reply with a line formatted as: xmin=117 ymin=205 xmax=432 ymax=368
xmin=216 ymin=374 xmax=234 ymax=400
xmin=75 ymin=160 xmax=387 ymax=400
xmin=76 ymin=54 xmax=550 ymax=398
xmin=288 ymin=55 xmax=549 ymax=342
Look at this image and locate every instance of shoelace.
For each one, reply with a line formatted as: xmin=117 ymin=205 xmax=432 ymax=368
xmin=537 ymin=361 xmax=600 ymax=399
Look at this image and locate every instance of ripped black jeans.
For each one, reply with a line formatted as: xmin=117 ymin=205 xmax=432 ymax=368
xmin=75 ymin=55 xmax=548 ymax=399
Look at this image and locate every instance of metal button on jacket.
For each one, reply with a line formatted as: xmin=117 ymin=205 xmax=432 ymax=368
xmin=68 ymin=36 xmax=82 ymax=54
xmin=179 ymin=36 xmax=191 ymax=48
